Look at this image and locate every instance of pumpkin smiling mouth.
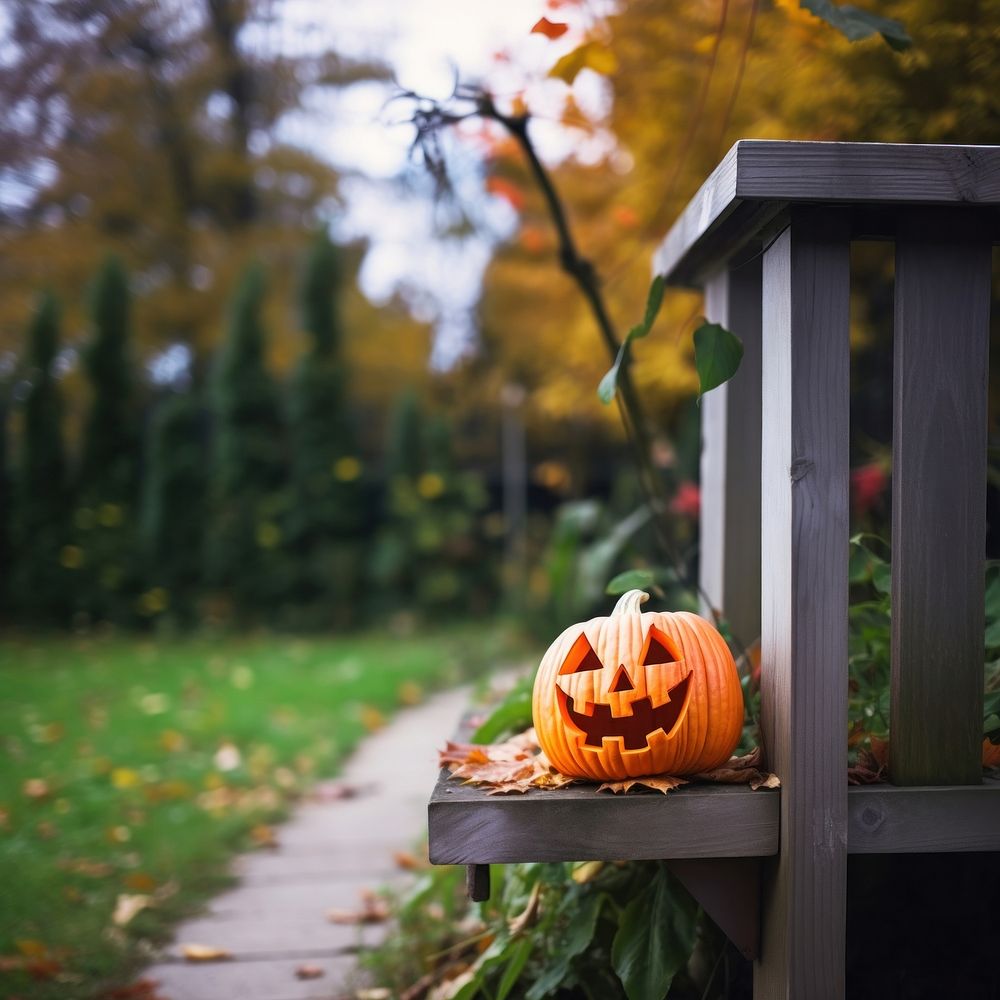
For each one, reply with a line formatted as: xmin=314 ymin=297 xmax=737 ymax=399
xmin=557 ymin=673 xmax=693 ymax=751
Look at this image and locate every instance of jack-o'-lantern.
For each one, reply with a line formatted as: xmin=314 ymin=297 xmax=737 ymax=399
xmin=531 ymin=589 xmax=743 ymax=780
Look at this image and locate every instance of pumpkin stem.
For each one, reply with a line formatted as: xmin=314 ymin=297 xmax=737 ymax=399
xmin=611 ymin=589 xmax=650 ymax=616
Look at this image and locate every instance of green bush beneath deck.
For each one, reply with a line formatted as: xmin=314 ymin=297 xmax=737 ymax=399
xmin=0 ymin=625 xmax=525 ymax=998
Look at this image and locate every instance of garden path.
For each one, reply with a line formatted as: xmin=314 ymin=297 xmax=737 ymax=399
xmin=142 ymin=683 xmax=479 ymax=1000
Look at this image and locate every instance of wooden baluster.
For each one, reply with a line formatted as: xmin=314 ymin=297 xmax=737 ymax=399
xmin=757 ymin=208 xmax=850 ymax=1000
xmin=890 ymin=212 xmax=990 ymax=786
xmin=700 ymin=251 xmax=763 ymax=650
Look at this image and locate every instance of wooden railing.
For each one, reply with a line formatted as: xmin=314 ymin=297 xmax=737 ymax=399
xmin=428 ymin=141 xmax=1000 ymax=999
xmin=660 ymin=140 xmax=1000 ymax=997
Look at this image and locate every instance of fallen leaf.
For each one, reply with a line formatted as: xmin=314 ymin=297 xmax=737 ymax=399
xmin=180 ymin=943 xmax=233 ymax=962
xmin=359 ymin=705 xmax=386 ymax=732
xmin=696 ymin=748 xmax=781 ymax=790
xmin=357 ymin=989 xmax=392 ymax=1000
xmin=393 ymin=850 xmax=427 ymax=871
xmin=848 ymin=747 xmax=887 ymax=785
xmin=97 ymin=978 xmax=170 ymax=999
xmin=869 ymin=736 xmax=889 ymax=769
xmin=59 ymin=857 xmax=113 ymax=878
xmin=984 ymin=738 xmax=1000 ymax=769
xmin=112 ymin=894 xmax=151 ymax=927
xmin=23 ymin=778 xmax=51 ymax=799
xmin=327 ymin=888 xmax=390 ymax=925
xmin=310 ymin=780 xmax=360 ymax=802
xmin=112 ymin=768 xmax=142 ymax=790
xmin=249 ymin=823 xmax=278 ymax=849
xmin=16 ymin=939 xmax=48 ymax=957
xmin=531 ymin=15 xmax=569 ymax=39
xmin=295 ymin=964 xmax=324 ymax=980
xmin=124 ymin=871 xmax=158 ymax=892
xmin=598 ymin=775 xmax=688 ymax=794
xmin=213 ymin=742 xmax=242 ymax=772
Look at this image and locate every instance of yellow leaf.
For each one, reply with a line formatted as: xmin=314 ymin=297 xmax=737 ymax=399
xmin=548 ymin=41 xmax=618 ymax=85
xmin=180 ymin=943 xmax=233 ymax=962
xmin=571 ymin=860 xmax=605 ymax=884
xmin=111 ymin=768 xmax=141 ymax=789
xmin=112 ymin=893 xmax=151 ymax=927
xmin=15 ymin=939 xmax=47 ymax=958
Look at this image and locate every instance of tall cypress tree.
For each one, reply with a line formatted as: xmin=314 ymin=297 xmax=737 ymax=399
xmin=208 ymin=264 xmax=288 ymax=618
xmin=75 ymin=255 xmax=140 ymax=624
xmin=287 ymin=232 xmax=365 ymax=628
xmin=11 ymin=293 xmax=72 ymax=623
xmin=140 ymin=390 xmax=208 ymax=624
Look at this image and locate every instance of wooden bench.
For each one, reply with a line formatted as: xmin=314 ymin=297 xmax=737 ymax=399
xmin=428 ymin=141 xmax=1000 ymax=998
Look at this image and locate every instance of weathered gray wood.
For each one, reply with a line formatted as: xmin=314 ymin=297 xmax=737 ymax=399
xmin=848 ymin=780 xmax=1000 ymax=853
xmin=757 ymin=209 xmax=850 ymax=1000
xmin=655 ymin=140 xmax=1000 ymax=285
xmin=428 ymin=775 xmax=779 ymax=864
xmin=700 ymin=252 xmax=763 ymax=648
xmin=890 ymin=215 xmax=990 ymax=787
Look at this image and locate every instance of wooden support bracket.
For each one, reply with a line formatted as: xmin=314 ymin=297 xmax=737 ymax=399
xmin=667 ymin=858 xmax=761 ymax=960
xmin=466 ymin=863 xmax=490 ymax=901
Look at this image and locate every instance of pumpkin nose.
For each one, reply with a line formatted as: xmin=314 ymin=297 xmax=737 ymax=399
xmin=609 ymin=664 xmax=634 ymax=693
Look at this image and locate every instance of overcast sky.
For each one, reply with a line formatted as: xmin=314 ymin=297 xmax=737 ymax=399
xmin=271 ymin=0 xmax=615 ymax=366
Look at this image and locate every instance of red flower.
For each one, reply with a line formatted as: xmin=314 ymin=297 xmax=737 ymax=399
xmin=670 ymin=481 xmax=700 ymax=519
xmin=850 ymin=463 xmax=888 ymax=514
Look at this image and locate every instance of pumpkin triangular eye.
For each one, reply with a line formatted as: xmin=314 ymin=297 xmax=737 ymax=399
xmin=559 ymin=632 xmax=604 ymax=675
xmin=640 ymin=626 xmax=680 ymax=665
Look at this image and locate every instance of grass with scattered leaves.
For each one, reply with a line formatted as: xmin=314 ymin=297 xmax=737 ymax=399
xmin=0 ymin=624 xmax=522 ymax=998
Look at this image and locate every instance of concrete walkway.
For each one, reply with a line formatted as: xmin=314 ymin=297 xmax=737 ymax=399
xmin=143 ymin=684 xmax=477 ymax=1000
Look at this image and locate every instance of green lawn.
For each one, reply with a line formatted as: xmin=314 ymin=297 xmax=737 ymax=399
xmin=0 ymin=624 xmax=521 ymax=998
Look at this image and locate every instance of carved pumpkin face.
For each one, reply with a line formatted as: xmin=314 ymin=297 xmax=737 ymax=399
xmin=532 ymin=590 xmax=743 ymax=781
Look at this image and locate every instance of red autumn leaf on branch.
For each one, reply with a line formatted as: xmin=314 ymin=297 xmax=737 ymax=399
xmin=486 ymin=176 xmax=525 ymax=211
xmin=531 ymin=16 xmax=569 ymax=40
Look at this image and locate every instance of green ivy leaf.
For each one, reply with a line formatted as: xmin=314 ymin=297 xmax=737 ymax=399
xmin=496 ymin=936 xmax=533 ymax=1000
xmin=598 ymin=276 xmax=666 ymax=404
xmin=471 ymin=691 xmax=533 ymax=744
xmin=525 ymin=890 xmax=605 ymax=1000
xmin=693 ymin=321 xmax=743 ymax=400
xmin=606 ymin=567 xmax=676 ymax=595
xmin=799 ymin=1 xmax=912 ymax=50
xmin=611 ymin=868 xmax=697 ymax=1000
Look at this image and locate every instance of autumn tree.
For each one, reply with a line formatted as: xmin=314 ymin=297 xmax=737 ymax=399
xmin=0 ymin=0 xmax=384 ymax=366
xmin=10 ymin=293 xmax=72 ymax=622
xmin=286 ymin=232 xmax=366 ymax=628
xmin=208 ymin=264 xmax=289 ymax=618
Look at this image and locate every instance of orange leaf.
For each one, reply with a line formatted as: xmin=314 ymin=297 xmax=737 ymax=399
xmin=531 ymin=16 xmax=569 ymax=39
xmin=295 ymin=965 xmax=325 ymax=980
xmin=486 ymin=176 xmax=525 ymax=211
xmin=984 ymin=738 xmax=1000 ymax=768
xmin=597 ymin=775 xmax=688 ymax=794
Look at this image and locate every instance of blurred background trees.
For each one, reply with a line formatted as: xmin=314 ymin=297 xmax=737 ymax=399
xmin=3 ymin=0 xmax=1000 ymax=631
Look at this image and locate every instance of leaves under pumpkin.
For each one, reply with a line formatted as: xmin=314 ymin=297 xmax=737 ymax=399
xmin=440 ymin=731 xmax=778 ymax=794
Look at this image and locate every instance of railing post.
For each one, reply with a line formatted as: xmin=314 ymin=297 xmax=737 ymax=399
xmin=757 ymin=208 xmax=850 ymax=999
xmin=890 ymin=212 xmax=990 ymax=786
xmin=700 ymin=251 xmax=763 ymax=649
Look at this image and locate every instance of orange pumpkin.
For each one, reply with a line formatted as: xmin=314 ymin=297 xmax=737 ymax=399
xmin=531 ymin=589 xmax=743 ymax=780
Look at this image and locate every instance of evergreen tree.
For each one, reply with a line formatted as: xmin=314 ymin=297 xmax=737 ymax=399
xmin=74 ymin=256 xmax=141 ymax=624
xmin=140 ymin=390 xmax=208 ymax=624
xmin=11 ymin=293 xmax=72 ymax=623
xmin=287 ymin=232 xmax=365 ymax=628
xmin=208 ymin=265 xmax=289 ymax=618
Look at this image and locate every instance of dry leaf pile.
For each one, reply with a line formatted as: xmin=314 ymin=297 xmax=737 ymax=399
xmin=439 ymin=731 xmax=780 ymax=795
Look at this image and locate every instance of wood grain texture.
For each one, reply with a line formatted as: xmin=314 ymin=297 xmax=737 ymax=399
xmin=757 ymin=210 xmax=850 ymax=1000
xmin=848 ymin=780 xmax=1000 ymax=853
xmin=428 ymin=773 xmax=779 ymax=864
xmin=655 ymin=141 xmax=1000 ymax=285
xmin=699 ymin=254 xmax=763 ymax=649
xmin=890 ymin=214 xmax=990 ymax=786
